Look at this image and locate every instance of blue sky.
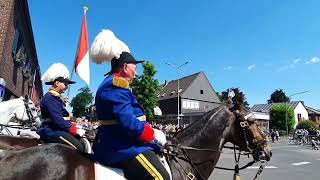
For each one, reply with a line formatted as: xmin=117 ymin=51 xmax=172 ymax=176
xmin=28 ymin=0 xmax=320 ymax=109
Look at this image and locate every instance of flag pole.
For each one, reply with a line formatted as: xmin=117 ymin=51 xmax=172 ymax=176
xmin=30 ymin=69 xmax=37 ymax=104
xmin=67 ymin=6 xmax=88 ymax=104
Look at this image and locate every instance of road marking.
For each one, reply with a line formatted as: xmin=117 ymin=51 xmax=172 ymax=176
xmin=247 ymin=166 xmax=278 ymax=169
xmin=290 ymin=162 xmax=311 ymax=166
xmin=265 ymin=166 xmax=278 ymax=169
xmin=317 ymin=159 xmax=320 ymax=161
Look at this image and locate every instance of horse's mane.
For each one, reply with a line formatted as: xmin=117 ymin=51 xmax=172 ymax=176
xmin=174 ymin=90 xmax=246 ymax=140
xmin=174 ymin=105 xmax=226 ymax=139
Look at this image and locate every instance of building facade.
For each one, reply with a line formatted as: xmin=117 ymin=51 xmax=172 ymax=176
xmin=250 ymin=101 xmax=309 ymax=129
xmin=305 ymin=106 xmax=320 ymax=125
xmin=156 ymin=72 xmax=221 ymax=124
xmin=0 ymin=0 xmax=42 ymax=104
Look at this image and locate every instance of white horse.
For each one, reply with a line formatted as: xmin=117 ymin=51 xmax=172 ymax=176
xmin=0 ymin=96 xmax=41 ymax=138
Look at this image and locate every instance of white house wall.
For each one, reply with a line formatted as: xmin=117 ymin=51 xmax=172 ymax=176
xmin=293 ymin=102 xmax=309 ymax=128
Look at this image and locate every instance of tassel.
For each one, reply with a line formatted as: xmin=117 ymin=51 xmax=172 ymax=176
xmin=233 ymin=173 xmax=241 ymax=180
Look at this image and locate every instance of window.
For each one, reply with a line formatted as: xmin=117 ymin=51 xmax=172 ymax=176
xmin=12 ymin=25 xmax=28 ymax=65
xmin=170 ymin=90 xmax=176 ymax=95
xmin=195 ymin=102 xmax=199 ymax=109
xmin=161 ymin=93 xmax=166 ymax=97
xmin=298 ymin=113 xmax=302 ymax=122
xmin=178 ymin=89 xmax=183 ymax=93
xmin=182 ymin=100 xmax=187 ymax=108
xmin=186 ymin=101 xmax=191 ymax=109
xmin=190 ymin=101 xmax=195 ymax=109
xmin=183 ymin=100 xmax=200 ymax=110
xmin=12 ymin=27 xmax=20 ymax=57
xmin=200 ymin=90 xmax=204 ymax=94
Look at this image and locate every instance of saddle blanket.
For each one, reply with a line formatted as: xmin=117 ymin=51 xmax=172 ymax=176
xmin=94 ymin=163 xmax=126 ymax=180
xmin=94 ymin=156 xmax=172 ymax=180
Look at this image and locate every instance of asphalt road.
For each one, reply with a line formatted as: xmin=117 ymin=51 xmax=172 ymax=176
xmin=209 ymin=138 xmax=320 ymax=180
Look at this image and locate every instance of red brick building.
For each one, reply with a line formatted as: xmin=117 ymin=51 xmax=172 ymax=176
xmin=306 ymin=106 xmax=320 ymax=125
xmin=0 ymin=0 xmax=43 ymax=104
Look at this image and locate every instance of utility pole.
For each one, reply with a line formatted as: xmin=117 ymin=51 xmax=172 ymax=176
xmin=165 ymin=61 xmax=190 ymax=127
xmin=285 ymin=91 xmax=309 ymax=135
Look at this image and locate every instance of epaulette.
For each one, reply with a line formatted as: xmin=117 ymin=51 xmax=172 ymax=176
xmin=112 ymin=76 xmax=129 ymax=89
xmin=49 ymin=90 xmax=60 ymax=97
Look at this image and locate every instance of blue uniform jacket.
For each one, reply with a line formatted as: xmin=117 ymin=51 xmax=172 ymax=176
xmin=92 ymin=75 xmax=157 ymax=165
xmin=36 ymin=91 xmax=74 ymax=142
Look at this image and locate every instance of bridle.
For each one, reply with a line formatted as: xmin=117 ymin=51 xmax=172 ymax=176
xmin=21 ymin=99 xmax=40 ymax=127
xmin=162 ymin=109 xmax=269 ymax=180
xmin=236 ymin=111 xmax=268 ymax=156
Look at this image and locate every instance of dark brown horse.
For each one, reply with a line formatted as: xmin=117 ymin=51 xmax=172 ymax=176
xmin=166 ymin=105 xmax=271 ymax=180
xmin=0 ymin=102 xmax=271 ymax=180
xmin=0 ymin=135 xmax=38 ymax=150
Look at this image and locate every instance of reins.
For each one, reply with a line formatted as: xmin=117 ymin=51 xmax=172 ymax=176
xmin=23 ymin=100 xmax=40 ymax=126
xmin=164 ymin=142 xmax=265 ymax=180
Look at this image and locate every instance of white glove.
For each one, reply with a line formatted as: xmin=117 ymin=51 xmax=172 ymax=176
xmin=75 ymin=124 xmax=83 ymax=129
xmin=154 ymin=129 xmax=167 ymax=146
xmin=76 ymin=128 xmax=86 ymax=137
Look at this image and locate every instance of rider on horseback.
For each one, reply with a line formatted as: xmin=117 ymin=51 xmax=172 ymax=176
xmin=36 ymin=63 xmax=86 ymax=152
xmin=90 ymin=30 xmax=170 ymax=180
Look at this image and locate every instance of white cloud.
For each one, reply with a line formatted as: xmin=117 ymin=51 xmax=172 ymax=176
xmin=293 ymin=58 xmax=300 ymax=64
xmin=278 ymin=65 xmax=289 ymax=71
xmin=306 ymin=57 xmax=320 ymax=64
xmin=277 ymin=64 xmax=295 ymax=72
xmin=223 ymin=66 xmax=233 ymax=70
xmin=247 ymin=64 xmax=256 ymax=71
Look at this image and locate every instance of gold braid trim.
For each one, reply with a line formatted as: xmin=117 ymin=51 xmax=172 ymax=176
xmin=49 ymin=90 xmax=60 ymax=97
xmin=112 ymin=76 xmax=130 ymax=89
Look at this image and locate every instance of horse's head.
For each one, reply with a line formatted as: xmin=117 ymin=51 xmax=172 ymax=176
xmin=226 ymin=91 xmax=272 ymax=162
xmin=13 ymin=96 xmax=41 ymax=127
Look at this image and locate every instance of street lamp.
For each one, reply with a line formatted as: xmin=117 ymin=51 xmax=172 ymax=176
xmin=166 ymin=61 xmax=190 ymax=127
xmin=285 ymin=91 xmax=309 ymax=135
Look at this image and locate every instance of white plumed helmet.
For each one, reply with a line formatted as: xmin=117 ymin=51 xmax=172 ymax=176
xmin=90 ymin=29 xmax=130 ymax=64
xmin=41 ymin=63 xmax=76 ymax=85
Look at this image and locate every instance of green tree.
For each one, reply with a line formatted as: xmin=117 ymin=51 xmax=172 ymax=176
xmin=268 ymin=89 xmax=289 ymax=103
xmin=132 ymin=61 xmax=159 ymax=121
xmin=216 ymin=92 xmax=224 ymax=102
xmin=220 ymin=88 xmax=250 ymax=109
xmin=70 ymin=86 xmax=94 ymax=118
xmin=269 ymin=105 xmax=295 ymax=132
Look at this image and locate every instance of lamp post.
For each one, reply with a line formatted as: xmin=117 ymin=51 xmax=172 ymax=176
xmin=285 ymin=91 xmax=309 ymax=135
xmin=166 ymin=61 xmax=190 ymax=127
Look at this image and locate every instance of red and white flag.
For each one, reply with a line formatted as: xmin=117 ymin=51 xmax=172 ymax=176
xmin=74 ymin=8 xmax=90 ymax=85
